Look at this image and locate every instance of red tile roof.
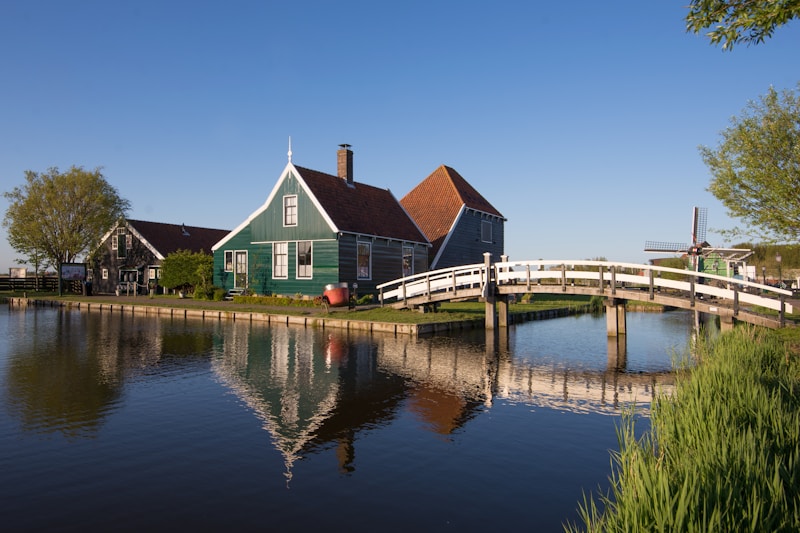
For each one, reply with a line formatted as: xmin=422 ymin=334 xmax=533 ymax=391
xmin=127 ymin=219 xmax=230 ymax=258
xmin=400 ymin=165 xmax=503 ymax=259
xmin=294 ymin=166 xmax=428 ymax=244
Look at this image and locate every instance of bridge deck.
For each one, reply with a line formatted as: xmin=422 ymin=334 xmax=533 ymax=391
xmin=377 ymin=260 xmax=794 ymax=329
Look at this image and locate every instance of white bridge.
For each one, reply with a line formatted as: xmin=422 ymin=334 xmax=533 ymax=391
xmin=378 ymin=257 xmax=794 ymax=331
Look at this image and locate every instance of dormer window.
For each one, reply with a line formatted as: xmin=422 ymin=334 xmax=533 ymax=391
xmin=283 ymin=195 xmax=297 ymax=227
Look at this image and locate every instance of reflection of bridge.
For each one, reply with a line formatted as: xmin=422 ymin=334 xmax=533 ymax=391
xmin=378 ymin=255 xmax=794 ymax=332
xmin=211 ymin=324 xmax=677 ymax=480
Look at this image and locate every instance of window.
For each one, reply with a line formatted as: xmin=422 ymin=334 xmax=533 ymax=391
xmin=102 ymin=269 xmax=109 ymax=280
xmin=481 ymin=220 xmax=492 ymax=243
xmin=357 ymin=242 xmax=371 ymax=280
xmin=224 ymin=251 xmax=233 ymax=272
xmin=273 ymin=242 xmax=288 ymax=278
xmin=283 ymin=195 xmax=297 ymax=226
xmin=402 ymin=246 xmax=413 ymax=277
xmin=234 ymin=251 xmax=248 ymax=288
xmin=114 ymin=228 xmax=128 ymax=259
xmin=297 ymin=241 xmax=312 ymax=279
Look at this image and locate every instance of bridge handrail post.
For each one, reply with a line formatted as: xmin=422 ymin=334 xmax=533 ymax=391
xmin=649 ymin=269 xmax=655 ymax=300
xmin=689 ymin=276 xmax=695 ymax=307
xmin=598 ymin=265 xmax=605 ymax=292
xmin=379 ymin=286 xmax=384 ymax=307
xmin=452 ymin=270 xmax=457 ymax=296
xmin=402 ymin=279 xmax=406 ymax=302
xmin=526 ymin=264 xmax=531 ymax=292
xmin=780 ymin=294 xmax=785 ymax=327
xmin=561 ymin=264 xmax=566 ymax=292
xmin=733 ymin=285 xmax=739 ymax=316
xmin=426 ymin=274 xmax=431 ymax=300
xmin=610 ymin=266 xmax=616 ymax=296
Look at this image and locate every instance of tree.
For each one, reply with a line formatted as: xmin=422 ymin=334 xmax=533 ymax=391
xmin=159 ymin=250 xmax=213 ymax=296
xmin=3 ymin=166 xmax=130 ymax=270
xmin=700 ymin=83 xmax=800 ymax=243
xmin=686 ymin=0 xmax=800 ymax=50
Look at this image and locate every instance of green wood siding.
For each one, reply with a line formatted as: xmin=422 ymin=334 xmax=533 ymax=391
xmin=251 ymin=171 xmax=335 ymax=243
xmin=436 ymin=212 xmax=504 ymax=268
xmin=337 ymin=234 xmax=428 ymax=296
xmin=213 ymin=225 xmax=253 ymax=290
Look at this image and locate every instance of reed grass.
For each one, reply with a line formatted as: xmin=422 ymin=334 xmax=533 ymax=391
xmin=567 ymin=326 xmax=800 ymax=532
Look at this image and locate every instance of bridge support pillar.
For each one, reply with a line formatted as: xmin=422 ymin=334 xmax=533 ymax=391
xmin=484 ymin=252 xmax=497 ymax=330
xmin=605 ymin=298 xmax=626 ymax=337
xmin=497 ymin=295 xmax=509 ymax=327
xmin=719 ymin=314 xmax=735 ymax=332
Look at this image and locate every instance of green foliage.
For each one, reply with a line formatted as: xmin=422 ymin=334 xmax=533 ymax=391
xmin=232 ymin=294 xmax=320 ymax=307
xmin=3 ymin=166 xmax=130 ymax=268
xmin=686 ymin=0 xmax=800 ymax=50
xmin=701 ymin=84 xmax=800 ymax=243
xmin=159 ymin=250 xmax=213 ymax=294
xmin=656 ymin=257 xmax=691 ymax=281
xmin=570 ymin=326 xmax=800 ymax=532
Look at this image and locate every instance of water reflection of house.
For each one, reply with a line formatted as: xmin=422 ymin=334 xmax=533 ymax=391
xmin=213 ymin=326 xmax=673 ymax=480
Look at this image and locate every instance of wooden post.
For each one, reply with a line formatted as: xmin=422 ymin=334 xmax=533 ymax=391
xmin=484 ymin=252 xmax=497 ymax=330
xmin=497 ymin=295 xmax=509 ymax=327
xmin=649 ymin=269 xmax=655 ymax=300
xmin=605 ymin=298 xmax=626 ymax=337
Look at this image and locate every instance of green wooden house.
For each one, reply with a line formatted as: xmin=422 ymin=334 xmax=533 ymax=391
xmin=212 ymin=145 xmax=430 ymax=298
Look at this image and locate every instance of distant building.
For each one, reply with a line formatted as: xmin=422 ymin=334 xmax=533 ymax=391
xmin=401 ymin=165 xmax=505 ymax=270
xmin=91 ymin=219 xmax=229 ymax=294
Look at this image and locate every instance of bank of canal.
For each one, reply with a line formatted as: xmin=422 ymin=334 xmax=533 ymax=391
xmin=4 ymin=294 xmax=594 ymax=336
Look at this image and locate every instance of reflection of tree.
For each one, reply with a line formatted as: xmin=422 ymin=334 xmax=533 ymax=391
xmin=4 ymin=310 xmax=216 ymax=439
xmin=5 ymin=313 xmax=123 ymax=438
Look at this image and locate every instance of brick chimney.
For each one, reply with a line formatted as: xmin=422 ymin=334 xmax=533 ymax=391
xmin=337 ymin=144 xmax=353 ymax=185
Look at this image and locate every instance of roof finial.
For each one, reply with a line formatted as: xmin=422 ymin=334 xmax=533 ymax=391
xmin=287 ymin=136 xmax=293 ymax=163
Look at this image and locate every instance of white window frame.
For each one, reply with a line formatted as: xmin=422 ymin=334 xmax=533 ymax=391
xmin=102 ymin=268 xmax=109 ymax=280
xmin=357 ymin=241 xmax=372 ymax=280
xmin=273 ymin=242 xmax=288 ymax=279
xmin=296 ymin=241 xmax=312 ymax=279
xmin=234 ymin=250 xmax=248 ymax=289
xmin=224 ymin=250 xmax=233 ymax=272
xmin=283 ymin=195 xmax=298 ymax=227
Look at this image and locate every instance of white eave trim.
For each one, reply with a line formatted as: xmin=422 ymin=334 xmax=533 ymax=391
xmin=430 ymin=204 xmax=466 ymax=270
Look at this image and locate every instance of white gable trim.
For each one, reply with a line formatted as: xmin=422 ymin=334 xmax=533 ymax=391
xmin=212 ymin=162 xmax=339 ymax=251
xmin=96 ymin=220 xmax=163 ymax=260
xmin=126 ymin=223 xmax=163 ymax=260
xmin=430 ymin=204 xmax=466 ymax=270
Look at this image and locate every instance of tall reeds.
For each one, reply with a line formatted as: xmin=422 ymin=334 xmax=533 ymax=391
xmin=568 ymin=326 xmax=800 ymax=532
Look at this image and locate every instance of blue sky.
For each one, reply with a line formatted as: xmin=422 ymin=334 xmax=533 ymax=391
xmin=1 ymin=1 xmax=797 ymax=270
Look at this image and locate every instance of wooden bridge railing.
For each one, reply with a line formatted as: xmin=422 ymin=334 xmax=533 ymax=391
xmin=378 ymin=259 xmax=794 ymax=316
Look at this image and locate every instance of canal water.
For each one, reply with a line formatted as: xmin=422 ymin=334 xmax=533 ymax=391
xmin=0 ymin=305 xmax=692 ymax=532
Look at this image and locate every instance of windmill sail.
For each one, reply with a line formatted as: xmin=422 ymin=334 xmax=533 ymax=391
xmin=644 ymin=241 xmax=690 ymax=253
xmin=644 ymin=206 xmax=707 ymax=255
xmin=691 ymin=207 xmax=708 ymax=246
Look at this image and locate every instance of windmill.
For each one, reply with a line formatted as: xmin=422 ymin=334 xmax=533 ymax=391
xmin=645 ymin=207 xmax=755 ymax=278
xmin=645 ymin=207 xmax=708 ymax=271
